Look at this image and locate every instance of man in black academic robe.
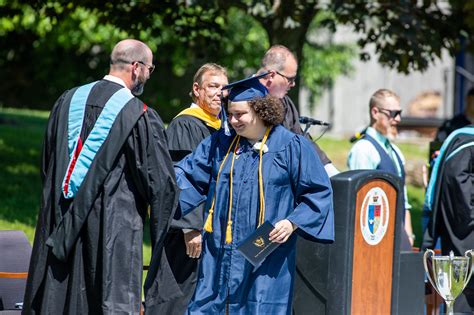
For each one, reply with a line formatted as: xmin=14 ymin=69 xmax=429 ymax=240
xmin=152 ymin=63 xmax=228 ymax=314
xmin=23 ymin=39 xmax=178 ymax=315
xmin=422 ymin=125 xmax=474 ymax=313
xmin=257 ymin=45 xmax=339 ymax=176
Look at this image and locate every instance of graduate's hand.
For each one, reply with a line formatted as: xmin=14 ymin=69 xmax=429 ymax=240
xmin=184 ymin=230 xmax=202 ymax=258
xmin=269 ymin=219 xmax=296 ymax=244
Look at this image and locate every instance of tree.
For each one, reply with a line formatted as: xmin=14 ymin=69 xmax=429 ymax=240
xmin=0 ymin=0 xmax=472 ymax=117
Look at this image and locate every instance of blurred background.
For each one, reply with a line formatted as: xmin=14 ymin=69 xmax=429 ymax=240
xmin=1 ymin=0 xmax=474 ymax=250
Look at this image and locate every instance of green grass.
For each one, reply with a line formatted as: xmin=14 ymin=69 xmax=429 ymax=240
xmin=0 ymin=108 xmax=153 ymax=264
xmin=407 ymin=185 xmax=425 ymax=248
xmin=317 ymin=136 xmax=427 ymax=247
xmin=0 ymin=109 xmax=46 ymax=241
xmin=0 ymin=108 xmax=427 ymax=252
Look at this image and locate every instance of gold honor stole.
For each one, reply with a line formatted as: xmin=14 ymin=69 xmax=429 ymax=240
xmin=175 ymin=107 xmax=221 ymax=130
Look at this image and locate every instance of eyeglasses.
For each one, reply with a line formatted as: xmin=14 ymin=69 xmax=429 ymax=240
xmin=135 ymin=60 xmax=155 ymax=74
xmin=112 ymin=58 xmax=155 ymax=74
xmin=377 ymin=107 xmax=402 ymax=119
xmin=275 ymin=71 xmax=297 ymax=84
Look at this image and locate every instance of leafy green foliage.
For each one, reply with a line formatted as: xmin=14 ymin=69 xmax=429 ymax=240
xmin=0 ymin=108 xmax=46 ymax=241
xmin=301 ymin=11 xmax=356 ymax=105
xmin=1 ymin=0 xmax=473 ymax=116
xmin=330 ymin=1 xmax=464 ymax=73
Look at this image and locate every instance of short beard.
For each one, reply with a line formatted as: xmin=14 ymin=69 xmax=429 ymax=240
xmin=131 ymin=77 xmax=145 ymax=96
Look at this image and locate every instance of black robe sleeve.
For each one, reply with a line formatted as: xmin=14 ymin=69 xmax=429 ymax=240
xmin=281 ymin=96 xmax=331 ymax=165
xmin=166 ymin=115 xmax=211 ymax=230
xmin=127 ymin=108 xmax=180 ymax=307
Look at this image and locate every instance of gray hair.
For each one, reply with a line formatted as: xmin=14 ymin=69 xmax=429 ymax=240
xmin=259 ymin=45 xmax=297 ymax=73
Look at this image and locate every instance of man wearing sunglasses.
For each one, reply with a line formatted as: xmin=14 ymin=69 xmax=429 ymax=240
xmin=257 ymin=45 xmax=339 ymax=177
xmin=347 ymin=89 xmax=414 ymax=249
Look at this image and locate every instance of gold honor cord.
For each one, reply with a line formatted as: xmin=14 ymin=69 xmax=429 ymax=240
xmin=258 ymin=126 xmax=272 ymax=226
xmin=203 ymin=126 xmax=272 ymax=244
xmin=203 ymin=135 xmax=240 ymax=233
xmin=225 ymin=142 xmax=239 ymax=244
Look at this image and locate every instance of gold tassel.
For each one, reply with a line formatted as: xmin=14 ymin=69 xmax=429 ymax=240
xmin=203 ymin=208 xmax=214 ymax=232
xmin=257 ymin=127 xmax=272 ymax=226
xmin=203 ymin=135 xmax=239 ymax=235
xmin=225 ymin=220 xmax=233 ymax=244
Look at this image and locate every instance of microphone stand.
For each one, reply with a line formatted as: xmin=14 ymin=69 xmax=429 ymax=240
xmin=302 ymin=122 xmax=311 ymax=136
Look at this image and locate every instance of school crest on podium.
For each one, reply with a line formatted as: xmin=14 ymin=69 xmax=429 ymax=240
xmin=360 ymin=187 xmax=389 ymax=245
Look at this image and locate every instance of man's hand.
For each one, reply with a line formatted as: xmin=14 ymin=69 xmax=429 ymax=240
xmin=184 ymin=230 xmax=202 ymax=258
xmin=269 ymin=219 xmax=296 ymax=244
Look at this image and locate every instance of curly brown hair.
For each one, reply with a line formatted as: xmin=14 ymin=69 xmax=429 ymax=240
xmin=249 ymin=95 xmax=284 ymax=126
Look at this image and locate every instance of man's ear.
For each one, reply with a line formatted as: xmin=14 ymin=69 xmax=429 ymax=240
xmin=370 ymin=106 xmax=378 ymax=121
xmin=262 ymin=71 xmax=276 ymax=87
xmin=131 ymin=62 xmax=139 ymax=79
xmin=192 ymin=82 xmax=200 ymax=98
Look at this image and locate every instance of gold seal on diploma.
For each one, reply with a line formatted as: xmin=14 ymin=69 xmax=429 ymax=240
xmin=253 ymin=237 xmax=265 ymax=248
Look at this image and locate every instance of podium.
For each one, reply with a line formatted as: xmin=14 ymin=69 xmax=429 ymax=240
xmin=293 ymin=170 xmax=424 ymax=314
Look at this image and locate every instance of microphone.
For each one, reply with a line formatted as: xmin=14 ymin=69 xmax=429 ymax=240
xmin=299 ymin=116 xmax=330 ymax=126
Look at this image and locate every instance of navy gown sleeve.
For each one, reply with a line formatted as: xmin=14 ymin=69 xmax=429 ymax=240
xmin=286 ymin=135 xmax=335 ymax=242
xmin=174 ymin=134 xmax=217 ymax=217
xmin=167 ymin=116 xmax=212 ymax=229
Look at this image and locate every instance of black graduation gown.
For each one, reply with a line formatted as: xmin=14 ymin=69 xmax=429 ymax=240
xmin=422 ymin=126 xmax=474 ymax=313
xmin=151 ymin=114 xmax=216 ymax=315
xmin=23 ymin=80 xmax=178 ymax=315
xmin=281 ymin=96 xmax=331 ymax=165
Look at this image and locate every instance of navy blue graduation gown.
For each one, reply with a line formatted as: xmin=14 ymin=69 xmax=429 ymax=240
xmin=175 ymin=124 xmax=334 ymax=314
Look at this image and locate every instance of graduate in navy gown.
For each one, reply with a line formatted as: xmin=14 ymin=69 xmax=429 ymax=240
xmin=174 ymin=75 xmax=334 ymax=314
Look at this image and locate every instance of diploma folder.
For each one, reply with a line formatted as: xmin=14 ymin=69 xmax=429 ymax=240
xmin=237 ymin=221 xmax=280 ymax=267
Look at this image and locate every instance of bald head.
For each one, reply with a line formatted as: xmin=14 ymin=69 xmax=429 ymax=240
xmin=110 ymin=39 xmax=152 ymax=72
xmin=108 ymin=39 xmax=153 ymax=95
xmin=258 ymin=45 xmax=298 ymax=98
xmin=259 ymin=45 xmax=297 ymax=73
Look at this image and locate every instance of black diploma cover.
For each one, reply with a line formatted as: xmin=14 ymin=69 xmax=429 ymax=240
xmin=237 ymin=221 xmax=280 ymax=267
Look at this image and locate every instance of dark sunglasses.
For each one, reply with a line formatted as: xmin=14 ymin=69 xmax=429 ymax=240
xmin=377 ymin=107 xmax=402 ymax=119
xmin=276 ymin=71 xmax=297 ymax=84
